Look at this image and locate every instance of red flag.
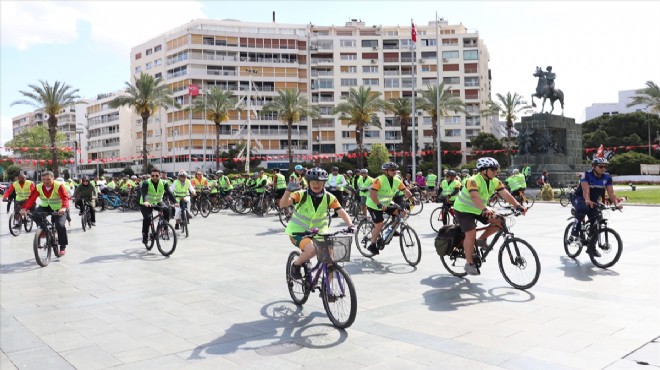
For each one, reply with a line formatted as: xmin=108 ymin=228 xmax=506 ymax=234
xmin=188 ymin=84 xmax=199 ymax=97
xmin=411 ymin=20 xmax=417 ymax=43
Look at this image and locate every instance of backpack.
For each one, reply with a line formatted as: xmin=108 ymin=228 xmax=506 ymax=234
xmin=434 ymin=224 xmax=464 ymax=256
xmin=536 ymin=177 xmax=544 ymax=186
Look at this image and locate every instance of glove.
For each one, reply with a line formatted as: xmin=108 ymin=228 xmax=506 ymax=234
xmin=345 ymin=226 xmax=355 ymax=234
xmin=286 ymin=181 xmax=300 ymax=192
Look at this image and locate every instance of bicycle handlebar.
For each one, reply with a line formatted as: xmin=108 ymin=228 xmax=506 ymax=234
xmin=293 ymin=228 xmax=352 ymax=237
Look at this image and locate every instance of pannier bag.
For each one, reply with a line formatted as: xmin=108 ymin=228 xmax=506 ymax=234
xmin=434 ymin=224 xmax=464 ymax=256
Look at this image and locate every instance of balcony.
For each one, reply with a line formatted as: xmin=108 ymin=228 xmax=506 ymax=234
xmin=311 ymin=58 xmax=334 ymax=64
xmin=207 ymin=70 xmax=237 ymax=76
xmin=311 ymin=70 xmax=334 ymax=77
xmin=384 ymin=58 xmax=400 ymax=63
xmin=312 ymin=96 xmax=335 ymax=103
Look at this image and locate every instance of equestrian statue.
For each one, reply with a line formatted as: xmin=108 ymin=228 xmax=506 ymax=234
xmin=531 ymin=66 xmax=564 ymax=115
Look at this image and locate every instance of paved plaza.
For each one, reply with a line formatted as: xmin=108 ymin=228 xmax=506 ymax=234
xmin=1 ymin=202 xmax=659 ymax=369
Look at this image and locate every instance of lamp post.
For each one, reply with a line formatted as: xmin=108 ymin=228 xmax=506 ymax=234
xmin=75 ymin=127 xmax=84 ymax=179
xmin=648 ymin=119 xmax=652 ymax=157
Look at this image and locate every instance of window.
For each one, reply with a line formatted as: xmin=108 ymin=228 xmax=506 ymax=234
xmin=384 ymin=78 xmax=399 ymax=88
xmin=464 ymin=50 xmax=478 ymax=60
xmin=442 ymin=50 xmax=459 ymax=59
xmin=400 ymin=39 xmax=412 ymax=48
xmin=146 ymin=62 xmax=153 ymax=70
xmin=443 ymin=76 xmax=460 ymax=85
xmin=315 ymin=79 xmax=334 ymax=89
xmin=155 ymin=59 xmax=162 ymax=66
xmin=154 ymin=44 xmax=162 ymax=52
xmin=340 ymin=53 xmax=357 ymax=60
xmin=385 ymin=131 xmax=402 ymax=140
xmin=146 ymin=48 xmax=152 ymax=55
xmin=445 ymin=129 xmax=461 ymax=137
xmin=362 ymin=78 xmax=379 ymax=86
xmin=340 ymin=39 xmax=356 ymax=47
xmin=364 ymin=130 xmax=380 ymax=138
xmin=422 ymin=77 xmax=437 ymax=85
xmin=444 ymin=116 xmax=461 ymax=124
xmin=421 ymin=65 xmax=431 ymax=72
xmin=342 ymin=131 xmax=352 ymax=138
xmin=341 ymin=78 xmax=358 ymax=86
xmin=421 ymin=51 xmax=437 ymax=59
xmin=135 ymin=52 xmax=142 ymax=60
xmin=443 ymin=64 xmax=459 ymax=72
xmin=134 ymin=66 xmax=142 ymax=73
xmin=362 ymin=65 xmax=378 ymax=73
xmin=422 ymin=39 xmax=437 ymax=46
xmin=154 ymin=72 xmax=162 ymax=79
xmin=464 ymin=76 xmax=479 ymax=87
xmin=423 ymin=117 xmax=432 ymax=125
xmin=361 ymin=39 xmax=378 ymax=48
xmin=342 ymin=66 xmax=357 ymax=73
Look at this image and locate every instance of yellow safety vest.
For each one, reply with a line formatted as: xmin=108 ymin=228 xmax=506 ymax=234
xmin=173 ymin=179 xmax=192 ymax=198
xmin=454 ymin=174 xmax=501 ymax=215
xmin=192 ymin=177 xmax=208 ymax=191
xmin=140 ymin=180 xmax=165 ymax=205
xmin=37 ymin=182 xmax=63 ymax=210
xmin=275 ymin=174 xmax=286 ymax=190
xmin=285 ymin=190 xmax=334 ymax=236
xmin=366 ymin=175 xmax=401 ymax=210
xmin=357 ymin=176 xmax=373 ymax=196
xmin=13 ymin=180 xmax=33 ymax=201
xmin=441 ymin=179 xmax=461 ymax=202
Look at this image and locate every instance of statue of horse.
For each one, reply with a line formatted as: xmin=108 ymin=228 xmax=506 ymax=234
xmin=531 ymin=66 xmax=564 ymax=115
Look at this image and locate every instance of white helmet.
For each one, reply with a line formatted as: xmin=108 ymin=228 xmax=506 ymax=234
xmin=512 ymin=168 xmax=520 ymax=174
xmin=55 ymin=177 xmax=64 ymax=182
xmin=178 ymin=171 xmax=188 ymax=177
xmin=476 ymin=157 xmax=500 ymax=171
xmin=216 ymin=170 xmax=223 ymax=175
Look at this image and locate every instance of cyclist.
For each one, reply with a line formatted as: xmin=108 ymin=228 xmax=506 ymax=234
xmin=272 ymin=168 xmax=287 ymax=202
xmin=290 ymin=165 xmax=307 ymax=189
xmin=216 ymin=170 xmax=234 ymax=203
xmin=253 ymin=170 xmax=268 ymax=197
xmin=191 ymin=171 xmax=209 ymax=209
xmin=460 ymin=169 xmax=471 ymax=187
xmin=73 ymin=176 xmax=98 ymax=226
xmin=57 ymin=177 xmax=74 ymax=226
xmin=280 ymin=167 xmax=355 ymax=280
xmin=366 ymin=162 xmax=414 ymax=255
xmin=505 ymin=168 xmax=527 ymax=203
xmin=439 ymin=170 xmax=461 ymax=205
xmin=327 ymin=166 xmax=347 ymax=216
xmin=522 ymin=163 xmax=532 ymax=187
xmin=139 ymin=168 xmax=176 ymax=245
xmin=2 ymin=172 xmax=35 ymax=228
xmin=425 ymin=170 xmax=438 ymax=201
xmin=453 ymin=157 xmax=525 ymax=275
xmin=21 ymin=171 xmax=71 ymax=255
xmin=569 ymin=158 xmax=622 ymax=256
xmin=356 ymin=169 xmax=373 ymax=218
xmin=170 ymin=171 xmax=196 ymax=230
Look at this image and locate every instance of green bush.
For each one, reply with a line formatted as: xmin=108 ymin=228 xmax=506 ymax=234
xmin=541 ymin=184 xmax=554 ymax=200
xmin=608 ymin=152 xmax=659 ymax=175
xmin=367 ymin=143 xmax=390 ymax=174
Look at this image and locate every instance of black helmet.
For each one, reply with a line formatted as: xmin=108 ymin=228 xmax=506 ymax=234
xmin=305 ymin=167 xmax=329 ymax=181
xmin=446 ymin=170 xmax=457 ymax=177
xmin=82 ymin=176 xmax=90 ymax=182
xmin=381 ymin=162 xmax=399 ymax=170
xmin=331 ymin=166 xmax=339 ymax=171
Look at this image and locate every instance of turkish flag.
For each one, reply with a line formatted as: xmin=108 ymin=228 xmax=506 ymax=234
xmin=411 ymin=20 xmax=417 ymax=43
xmin=188 ymin=84 xmax=199 ymax=96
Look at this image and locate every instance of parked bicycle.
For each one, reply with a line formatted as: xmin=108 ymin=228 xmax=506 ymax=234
xmin=556 ymin=183 xmax=577 ymax=207
xmin=436 ymin=208 xmax=540 ymax=290
xmin=144 ymin=205 xmax=177 ymax=256
xmin=429 ymin=197 xmax=457 ymax=232
xmin=354 ymin=203 xmax=422 ymax=266
xmin=32 ymin=212 xmax=62 ymax=267
xmin=9 ymin=209 xmax=34 ymax=237
xmin=563 ymin=203 xmax=622 ymax=268
xmin=286 ymin=229 xmax=357 ymax=329
xmin=96 ymin=191 xmax=126 ymax=211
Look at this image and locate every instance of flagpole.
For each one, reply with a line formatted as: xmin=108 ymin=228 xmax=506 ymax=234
xmin=203 ymin=81 xmax=207 ymax=172
xmin=410 ymin=19 xmax=417 ymax=177
xmin=436 ymin=11 xmax=442 ymax=175
xmin=189 ymin=84 xmax=192 ymax=172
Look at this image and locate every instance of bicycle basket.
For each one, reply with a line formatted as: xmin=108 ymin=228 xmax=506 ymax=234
xmin=315 ymin=235 xmax=352 ymax=263
xmin=435 ymin=224 xmax=464 ymax=256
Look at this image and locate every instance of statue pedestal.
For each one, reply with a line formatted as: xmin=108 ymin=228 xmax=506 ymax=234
xmin=513 ymin=114 xmax=588 ymax=186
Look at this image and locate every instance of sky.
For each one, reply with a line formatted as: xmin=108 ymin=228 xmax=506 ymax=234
xmin=2 ymin=0 xmax=659 ymax=150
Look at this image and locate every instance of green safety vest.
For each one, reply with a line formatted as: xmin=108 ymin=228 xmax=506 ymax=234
xmin=192 ymin=177 xmax=208 ymax=192
xmin=522 ymin=166 xmax=531 ymax=177
xmin=441 ymin=179 xmax=461 ymax=202
xmin=255 ymin=175 xmax=268 ymax=194
xmin=507 ymin=173 xmax=527 ymax=192
xmin=328 ymin=174 xmax=346 ymax=191
xmin=13 ymin=180 xmax=33 ymax=201
xmin=357 ymin=176 xmax=373 ymax=196
xmin=426 ymin=174 xmax=438 ymax=188
xmin=120 ymin=180 xmax=135 ymax=191
xmin=366 ymin=175 xmax=401 ymax=210
xmin=37 ymin=182 xmax=63 ymax=210
xmin=173 ymin=179 xmax=192 ymax=198
xmin=285 ymin=190 xmax=334 ymax=236
xmin=140 ymin=180 xmax=165 ymax=205
xmin=209 ymin=179 xmax=218 ymax=194
xmin=275 ymin=173 xmax=286 ymax=190
xmin=454 ymin=174 xmax=501 ymax=215
xmin=290 ymin=173 xmax=307 ymax=188
xmin=219 ymin=176 xmax=233 ymax=190
xmin=107 ymin=180 xmax=116 ymax=189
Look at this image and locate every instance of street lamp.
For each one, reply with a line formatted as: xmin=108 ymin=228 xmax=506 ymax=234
xmin=75 ymin=126 xmax=84 ymax=179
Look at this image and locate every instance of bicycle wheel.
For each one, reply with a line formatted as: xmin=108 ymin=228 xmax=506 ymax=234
xmin=440 ymin=246 xmax=468 ymax=277
xmin=24 ymin=215 xmax=34 ymax=232
xmin=210 ymin=197 xmax=221 ymax=213
xmin=321 ymin=265 xmax=357 ymax=329
xmin=105 ymin=198 xmax=117 ymax=211
xmin=156 ymin=222 xmax=177 ymax=256
xmin=354 ymin=219 xmax=375 ymax=257
xmin=278 ymin=206 xmax=292 ymax=227
xmin=286 ymin=251 xmax=310 ymax=305
xmin=559 ymin=193 xmax=570 ymax=207
xmin=429 ymin=207 xmax=444 ymax=233
xmin=190 ymin=201 xmax=199 ymax=216
xmin=179 ymin=209 xmax=189 ymax=238
xmin=33 ymin=229 xmax=51 ymax=267
xmin=498 ymin=237 xmax=540 ymax=290
xmin=523 ymin=191 xmax=536 ymax=208
xmin=81 ymin=209 xmax=88 ymax=232
xmin=409 ymin=196 xmax=423 ymax=216
xmin=399 ymin=226 xmax=422 ymax=266
xmin=589 ymin=227 xmax=623 ymax=269
xmin=9 ymin=213 xmax=22 ymax=236
xmin=200 ymin=199 xmax=211 ymax=218
xmin=563 ymin=223 xmax=582 ymax=258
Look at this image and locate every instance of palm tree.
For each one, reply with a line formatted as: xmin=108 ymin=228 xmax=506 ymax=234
xmin=109 ymin=73 xmax=180 ymax=173
xmin=262 ymin=89 xmax=320 ymax=170
xmin=192 ymin=88 xmax=238 ymax=171
xmin=417 ymin=83 xmax=466 ymax=174
xmin=627 ymin=81 xmax=660 ymax=113
xmin=11 ymin=80 xmax=80 ymax=178
xmin=334 ymin=86 xmax=386 ymax=168
xmin=385 ymin=97 xmax=413 ymax=172
xmin=483 ymin=92 xmax=532 ymax=141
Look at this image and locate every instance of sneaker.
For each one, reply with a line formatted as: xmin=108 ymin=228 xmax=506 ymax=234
xmin=367 ymin=243 xmax=380 ymax=255
xmin=59 ymin=249 xmax=67 ymax=256
xmin=142 ymin=234 xmax=148 ymax=245
xmin=175 ymin=223 xmax=180 ymax=230
xmin=290 ymin=264 xmax=303 ymax=280
xmin=464 ymin=263 xmax=480 ymax=275
xmin=587 ymin=248 xmax=601 ymax=258
xmin=90 ymin=222 xmax=95 ymax=226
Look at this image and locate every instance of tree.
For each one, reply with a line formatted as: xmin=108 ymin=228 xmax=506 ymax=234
xmin=192 ymin=87 xmax=238 ymax=171
xmin=367 ymin=143 xmax=390 ymax=175
xmin=334 ymin=86 xmax=386 ymax=168
xmin=609 ymin=152 xmax=659 ymax=175
xmin=5 ymin=164 xmax=22 ymax=181
xmin=110 ymin=73 xmax=180 ymax=173
xmin=385 ymin=97 xmax=412 ymax=173
xmin=627 ymin=81 xmax=660 ymax=114
xmin=5 ymin=126 xmax=73 ymax=162
xmin=470 ymin=132 xmax=508 ymax=167
xmin=11 ymin=80 xmax=80 ymax=178
xmin=482 ymin=92 xmax=531 ymax=162
xmin=220 ymin=142 xmax=261 ymax=172
xmin=582 ymin=112 xmax=660 ymax=159
xmin=263 ymin=89 xmax=319 ymax=171
xmin=417 ymin=83 xmax=466 ymax=173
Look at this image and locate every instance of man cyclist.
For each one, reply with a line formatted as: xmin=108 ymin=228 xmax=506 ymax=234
xmin=191 ymin=171 xmax=209 ymax=209
xmin=272 ymin=168 xmax=287 ymax=202
xmin=22 ymin=171 xmax=71 ymax=255
xmin=439 ymin=170 xmax=461 ymax=205
xmin=505 ymin=169 xmax=527 ymax=203
xmin=170 ymin=171 xmax=196 ymax=230
xmin=326 ymin=166 xmax=347 ymax=217
xmin=425 ymin=170 xmax=438 ymax=201
xmin=356 ymin=169 xmax=373 ymax=219
xmin=57 ymin=177 xmax=74 ymax=226
xmin=73 ymin=176 xmax=98 ymax=226
xmin=3 ymin=172 xmax=35 ymax=228
xmin=290 ymin=165 xmax=307 ymax=189
xmin=453 ymin=157 xmax=525 ymax=275
xmin=366 ymin=162 xmax=413 ymax=255
xmin=460 ymin=169 xmax=471 ymax=187
xmin=570 ymin=157 xmax=622 ymax=257
xmin=280 ymin=167 xmax=355 ymax=280
xmin=139 ymin=168 xmax=176 ymax=245
xmin=216 ymin=170 xmax=233 ymax=203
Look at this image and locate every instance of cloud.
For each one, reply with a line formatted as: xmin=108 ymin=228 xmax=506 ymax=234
xmin=1 ymin=1 xmax=206 ymax=56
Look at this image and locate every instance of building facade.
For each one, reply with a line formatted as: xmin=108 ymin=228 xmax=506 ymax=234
xmin=584 ymin=89 xmax=649 ymax=121
xmin=129 ymin=18 xmax=491 ymax=171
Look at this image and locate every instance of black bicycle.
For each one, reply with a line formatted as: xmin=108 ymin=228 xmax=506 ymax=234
xmin=144 ymin=205 xmax=177 ymax=256
xmin=429 ymin=197 xmax=458 ymax=233
xmin=563 ymin=203 xmax=622 ymax=268
xmin=81 ymin=200 xmax=94 ymax=232
xmin=32 ymin=212 xmax=62 ymax=267
xmin=286 ymin=229 xmax=357 ymax=329
xmin=176 ymin=199 xmax=191 ymax=238
xmin=9 ymin=209 xmax=34 ymax=236
xmin=437 ymin=209 xmax=540 ymax=290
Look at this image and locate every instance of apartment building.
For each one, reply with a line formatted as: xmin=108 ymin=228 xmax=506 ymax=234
xmin=129 ymin=18 xmax=491 ymax=169
xmin=584 ymin=89 xmax=650 ymax=121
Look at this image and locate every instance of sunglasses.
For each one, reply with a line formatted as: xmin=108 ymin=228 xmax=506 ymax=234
xmin=151 ymin=175 xmax=160 ymax=178
xmin=596 ymin=165 xmax=608 ymax=169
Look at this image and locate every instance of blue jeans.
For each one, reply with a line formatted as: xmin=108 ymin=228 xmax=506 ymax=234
xmin=571 ymin=196 xmax=598 ymax=236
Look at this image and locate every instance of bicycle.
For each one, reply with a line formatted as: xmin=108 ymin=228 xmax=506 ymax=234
xmin=9 ymin=209 xmax=34 ymax=236
xmin=407 ymin=186 xmax=424 ymax=216
xmin=285 ymin=229 xmax=357 ymax=329
xmin=32 ymin=212 xmax=63 ymax=267
xmin=563 ymin=203 xmax=623 ymax=268
xmin=437 ymin=208 xmax=540 ymax=290
xmin=354 ymin=203 xmax=422 ymax=266
xmin=557 ymin=183 xmax=577 ymax=207
xmin=80 ymin=200 xmax=95 ymax=232
xmin=174 ymin=199 xmax=191 ymax=238
xmin=96 ymin=191 xmax=125 ymax=211
xmin=429 ymin=197 xmax=457 ymax=232
xmin=144 ymin=205 xmax=177 ymax=256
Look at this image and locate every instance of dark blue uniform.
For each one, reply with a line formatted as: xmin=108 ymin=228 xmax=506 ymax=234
xmin=571 ymin=170 xmax=612 ymax=235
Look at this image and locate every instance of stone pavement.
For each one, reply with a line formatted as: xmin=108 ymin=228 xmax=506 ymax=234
xmin=1 ymin=203 xmax=658 ymax=369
